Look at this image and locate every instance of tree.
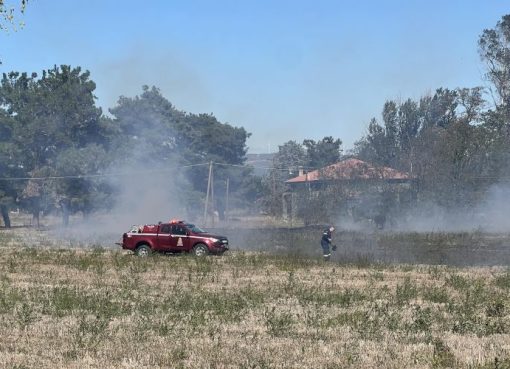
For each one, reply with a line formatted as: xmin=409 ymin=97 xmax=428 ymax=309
xmin=262 ymin=141 xmax=307 ymax=216
xmin=0 ymin=0 xmax=27 ymax=32
xmin=109 ymin=86 xmax=251 ymax=219
xmin=261 ymin=138 xmax=343 ymax=219
xmin=0 ymin=109 xmax=23 ymax=227
xmin=0 ymin=65 xmax=110 ymax=225
xmin=479 ymin=14 xmax=510 ymax=106
xmin=108 ymin=85 xmax=183 ymax=166
xmin=303 ymin=136 xmax=342 ymax=169
xmin=456 ymin=87 xmax=485 ymax=124
xmin=420 ymin=88 xmax=458 ymax=130
xmin=354 ymin=118 xmax=393 ymax=167
xmin=478 ymin=14 xmax=510 ymax=179
xmin=382 ymin=101 xmax=399 ymax=165
xmin=181 ymin=111 xmax=250 ymax=210
xmin=354 ymin=84 xmax=494 ymax=211
xmin=272 ymin=140 xmax=307 ymax=176
xmin=54 ymin=145 xmax=112 ymax=225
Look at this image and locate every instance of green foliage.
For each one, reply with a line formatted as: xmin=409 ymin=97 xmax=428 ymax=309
xmin=350 ymin=14 xmax=510 ymax=214
xmin=261 ymin=140 xmax=307 ymax=216
xmin=14 ymin=301 xmax=37 ymax=329
xmin=409 ymin=306 xmax=433 ymax=332
xmin=73 ymin=312 xmax=112 ymax=352
xmin=0 ymin=0 xmax=27 ymax=32
xmin=494 ymin=271 xmax=510 ymax=289
xmin=446 ymin=274 xmax=470 ymax=291
xmin=0 ymin=66 xmax=112 ymax=222
xmin=109 ymin=85 xmax=252 ymax=214
xmin=354 ymin=85 xmax=495 ymax=210
xmin=0 ymin=74 xmax=255 ymax=220
xmin=431 ymin=338 xmax=456 ymax=368
xmin=264 ymin=306 xmax=295 ymax=337
xmin=395 ymin=276 xmax=418 ymax=304
xmin=479 ymin=14 xmax=510 ymax=104
xmin=47 ymin=287 xmax=122 ymax=318
xmin=474 ymin=358 xmax=510 ymax=369
xmin=262 ymin=137 xmax=342 ymax=218
xmin=297 ymin=287 xmax=366 ymax=307
xmin=423 ymin=286 xmax=450 ymax=304
xmin=303 ymin=136 xmax=342 ymax=169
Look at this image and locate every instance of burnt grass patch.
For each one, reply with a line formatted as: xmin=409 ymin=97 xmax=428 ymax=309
xmin=215 ymin=226 xmax=510 ymax=267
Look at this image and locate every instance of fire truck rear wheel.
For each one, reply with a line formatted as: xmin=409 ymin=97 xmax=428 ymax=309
xmin=192 ymin=243 xmax=209 ymax=257
xmin=135 ymin=244 xmax=151 ymax=257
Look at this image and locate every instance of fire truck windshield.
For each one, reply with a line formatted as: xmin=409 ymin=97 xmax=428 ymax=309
xmin=186 ymin=223 xmax=206 ymax=233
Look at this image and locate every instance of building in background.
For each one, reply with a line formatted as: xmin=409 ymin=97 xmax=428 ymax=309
xmin=283 ymin=158 xmax=416 ymax=227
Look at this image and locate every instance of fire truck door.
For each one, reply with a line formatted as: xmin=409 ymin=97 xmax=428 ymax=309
xmin=156 ymin=224 xmax=174 ymax=251
xmin=170 ymin=224 xmax=189 ymax=250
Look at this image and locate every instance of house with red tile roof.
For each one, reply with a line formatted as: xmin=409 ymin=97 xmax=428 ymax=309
xmin=282 ymin=158 xmax=416 ymax=226
xmin=285 ymin=158 xmax=413 ymax=184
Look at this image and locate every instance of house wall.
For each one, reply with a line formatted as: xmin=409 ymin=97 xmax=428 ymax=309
xmin=284 ymin=179 xmax=417 ymax=225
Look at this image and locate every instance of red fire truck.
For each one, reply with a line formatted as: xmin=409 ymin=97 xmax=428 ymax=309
xmin=119 ymin=220 xmax=229 ymax=257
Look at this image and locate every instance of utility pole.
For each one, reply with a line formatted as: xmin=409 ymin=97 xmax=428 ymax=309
xmin=225 ymin=177 xmax=230 ymax=226
xmin=204 ymin=161 xmax=213 ymax=226
xmin=272 ymin=170 xmax=276 ymax=214
xmin=211 ymin=164 xmax=215 ymax=227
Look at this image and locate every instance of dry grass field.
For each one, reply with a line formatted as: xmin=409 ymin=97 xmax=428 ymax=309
xmin=1 ymin=228 xmax=510 ymax=368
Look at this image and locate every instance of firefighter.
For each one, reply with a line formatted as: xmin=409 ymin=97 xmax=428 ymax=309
xmin=321 ymin=226 xmax=336 ymax=261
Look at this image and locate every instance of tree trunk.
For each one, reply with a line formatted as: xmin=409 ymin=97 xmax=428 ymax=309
xmin=32 ymin=199 xmax=40 ymax=228
xmin=0 ymin=205 xmax=11 ymax=228
xmin=60 ymin=199 xmax=70 ymax=227
xmin=32 ymin=211 xmax=40 ymax=228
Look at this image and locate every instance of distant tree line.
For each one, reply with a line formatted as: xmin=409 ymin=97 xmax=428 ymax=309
xmin=262 ymin=14 xmax=510 ymax=222
xmin=352 ymin=14 xmax=510 ymax=210
xmin=0 ymin=69 xmax=250 ymax=226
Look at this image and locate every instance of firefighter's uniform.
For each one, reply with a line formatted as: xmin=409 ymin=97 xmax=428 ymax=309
xmin=321 ymin=227 xmax=335 ymax=261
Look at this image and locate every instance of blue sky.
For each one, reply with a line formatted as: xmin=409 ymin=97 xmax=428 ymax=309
xmin=1 ymin=1 xmax=507 ymax=153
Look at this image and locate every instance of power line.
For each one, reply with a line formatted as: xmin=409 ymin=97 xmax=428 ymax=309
xmin=213 ymin=162 xmax=510 ymax=180
xmin=0 ymin=162 xmax=210 ymax=181
xmin=214 ymin=161 xmax=320 ymax=172
xmin=1 ymin=160 xmax=509 ymax=182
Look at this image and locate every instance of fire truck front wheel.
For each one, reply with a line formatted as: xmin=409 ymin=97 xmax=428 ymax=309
xmin=192 ymin=243 xmax=209 ymax=257
xmin=135 ymin=244 xmax=151 ymax=257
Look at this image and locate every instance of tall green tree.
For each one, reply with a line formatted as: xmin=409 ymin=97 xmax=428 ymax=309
xmin=355 ymin=86 xmax=491 ymax=209
xmin=353 ymin=118 xmax=391 ymax=167
xmin=478 ymin=14 xmax=510 ymax=178
xmin=0 ymin=109 xmax=23 ymax=226
xmin=108 ymin=85 xmax=183 ymax=165
xmin=0 ymin=65 xmax=110 ymax=225
xmin=261 ymin=141 xmax=307 ymax=216
xmin=303 ymin=136 xmax=342 ymax=169
xmin=479 ymin=14 xmax=510 ymax=106
xmin=109 ymin=86 xmax=251 ymax=219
